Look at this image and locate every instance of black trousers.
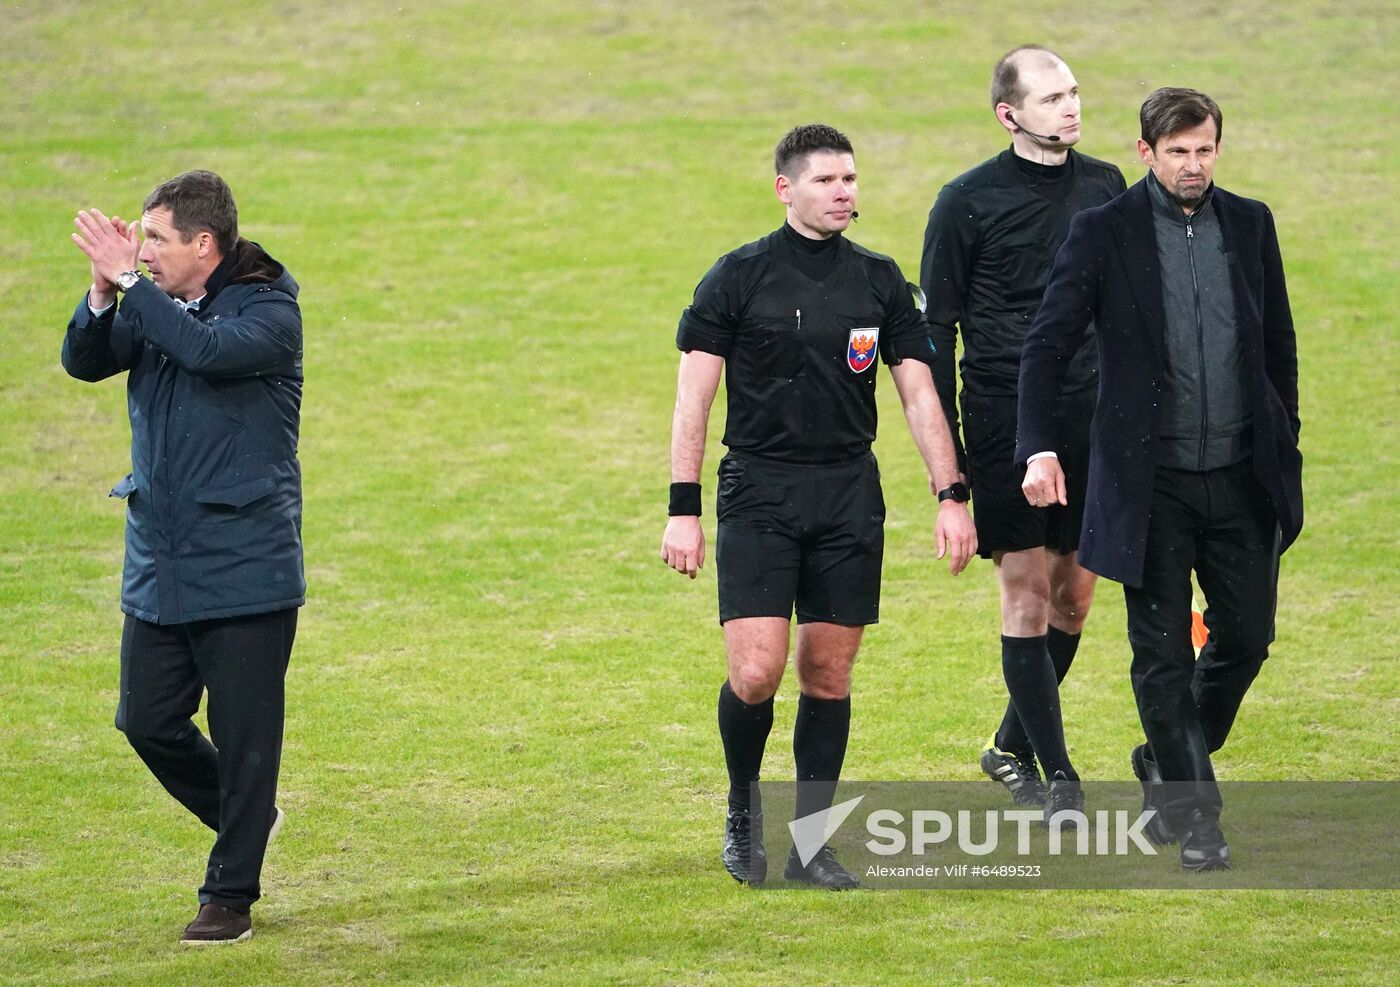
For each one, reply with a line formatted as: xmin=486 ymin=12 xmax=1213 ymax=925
xmin=1122 ymin=462 xmax=1279 ymax=826
xmin=116 ymin=607 xmax=297 ymax=911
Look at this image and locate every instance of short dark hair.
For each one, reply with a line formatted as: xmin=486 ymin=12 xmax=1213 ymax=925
xmin=1139 ymin=87 xmax=1223 ymax=148
xmin=774 ymin=124 xmax=854 ymax=178
xmin=142 ymin=170 xmax=239 ymax=255
xmin=990 ymin=45 xmax=1064 ymax=109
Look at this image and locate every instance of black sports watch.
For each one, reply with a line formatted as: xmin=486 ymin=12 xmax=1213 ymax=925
xmin=937 ymin=482 xmax=971 ymax=504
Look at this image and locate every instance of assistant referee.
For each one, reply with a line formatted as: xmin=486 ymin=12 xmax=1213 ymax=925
xmin=661 ymin=124 xmax=975 ymax=889
xmin=920 ymin=47 xmax=1125 ymax=822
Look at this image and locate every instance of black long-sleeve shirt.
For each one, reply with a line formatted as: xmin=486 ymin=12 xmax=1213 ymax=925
xmin=921 ymin=148 xmax=1125 ymax=462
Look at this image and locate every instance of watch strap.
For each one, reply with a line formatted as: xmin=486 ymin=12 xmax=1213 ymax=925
xmin=937 ymin=482 xmax=970 ymax=504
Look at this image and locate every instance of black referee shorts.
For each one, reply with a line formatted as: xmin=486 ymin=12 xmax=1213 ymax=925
xmin=962 ymin=387 xmax=1094 ymax=559
xmin=715 ymin=452 xmax=884 ymax=626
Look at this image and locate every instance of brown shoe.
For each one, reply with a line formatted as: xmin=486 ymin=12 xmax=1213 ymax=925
xmin=180 ymin=904 xmax=252 ymax=946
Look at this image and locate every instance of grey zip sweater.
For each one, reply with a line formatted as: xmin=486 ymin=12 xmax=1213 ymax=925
xmin=1147 ymin=171 xmax=1252 ymax=471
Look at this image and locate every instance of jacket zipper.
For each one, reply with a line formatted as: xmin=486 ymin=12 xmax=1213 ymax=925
xmin=1185 ymin=210 xmax=1208 ymax=470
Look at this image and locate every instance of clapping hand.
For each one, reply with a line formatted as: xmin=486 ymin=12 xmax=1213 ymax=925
xmin=72 ymin=209 xmax=139 ymax=308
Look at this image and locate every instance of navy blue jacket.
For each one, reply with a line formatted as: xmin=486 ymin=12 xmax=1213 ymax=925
xmin=1016 ymin=180 xmax=1302 ymax=588
xmin=62 ymin=240 xmax=305 ymax=624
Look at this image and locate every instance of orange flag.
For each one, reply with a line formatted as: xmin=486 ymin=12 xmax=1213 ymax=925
xmin=1191 ymin=608 xmax=1209 ymax=653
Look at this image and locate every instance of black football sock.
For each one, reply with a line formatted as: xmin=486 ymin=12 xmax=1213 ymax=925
xmin=718 ymin=680 xmax=774 ymax=812
xmin=792 ymin=692 xmax=851 ymax=821
xmin=994 ymin=628 xmax=1081 ymax=758
xmin=992 ymin=705 xmax=1035 ymax=762
xmin=1000 ymin=635 xmax=1077 ymax=781
xmin=1046 ymin=627 xmax=1082 ymax=682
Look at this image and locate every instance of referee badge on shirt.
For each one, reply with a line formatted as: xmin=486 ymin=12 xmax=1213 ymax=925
xmin=847 ymin=327 xmax=879 ymax=373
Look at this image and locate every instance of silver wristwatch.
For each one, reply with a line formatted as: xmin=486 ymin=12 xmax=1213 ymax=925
xmin=115 ymin=270 xmax=143 ymax=292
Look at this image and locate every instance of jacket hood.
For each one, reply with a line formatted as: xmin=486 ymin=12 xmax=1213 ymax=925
xmin=204 ymin=238 xmax=299 ymax=304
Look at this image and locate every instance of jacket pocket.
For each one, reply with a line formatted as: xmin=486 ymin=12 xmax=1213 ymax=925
xmin=194 ymin=475 xmax=276 ymax=510
xmin=109 ymin=474 xmax=137 ymax=499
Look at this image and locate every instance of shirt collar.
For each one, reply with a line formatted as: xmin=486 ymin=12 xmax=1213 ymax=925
xmin=1146 ymin=169 xmax=1214 ymax=222
xmin=780 ymin=221 xmax=840 ymax=255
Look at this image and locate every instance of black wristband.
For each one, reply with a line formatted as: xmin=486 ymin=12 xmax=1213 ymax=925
xmin=668 ymin=482 xmax=702 ymax=517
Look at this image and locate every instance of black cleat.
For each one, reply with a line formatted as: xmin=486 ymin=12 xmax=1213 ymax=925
xmin=1179 ymin=810 xmax=1231 ymax=872
xmin=784 ymin=844 xmax=860 ymax=890
xmin=1043 ymin=771 xmax=1086 ymax=829
xmin=980 ymin=742 xmax=1047 ymax=807
xmin=722 ymin=806 xmax=767 ymax=884
xmin=1130 ymin=744 xmax=1178 ymax=846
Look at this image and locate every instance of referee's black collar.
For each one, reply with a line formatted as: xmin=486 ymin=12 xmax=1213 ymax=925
xmin=780 ymin=221 xmax=842 ymax=255
xmin=1001 ymin=146 xmax=1075 ymax=186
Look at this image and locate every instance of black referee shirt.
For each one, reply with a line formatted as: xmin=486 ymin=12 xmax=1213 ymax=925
xmin=921 ymin=148 xmax=1126 ymax=408
xmin=677 ymin=223 xmax=935 ymax=465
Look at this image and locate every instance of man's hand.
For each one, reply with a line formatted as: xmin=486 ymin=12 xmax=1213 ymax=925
xmin=1022 ymin=456 xmax=1068 ymax=508
xmin=661 ymin=515 xmax=706 ymax=579
xmin=72 ymin=209 xmax=139 ymax=308
xmin=934 ymin=500 xmax=977 ymax=575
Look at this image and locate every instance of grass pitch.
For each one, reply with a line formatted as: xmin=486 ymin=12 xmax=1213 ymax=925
xmin=1 ymin=1 xmax=1397 ymax=983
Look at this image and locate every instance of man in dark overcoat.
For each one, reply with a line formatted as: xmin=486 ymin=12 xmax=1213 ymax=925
xmin=1018 ymin=89 xmax=1302 ymax=871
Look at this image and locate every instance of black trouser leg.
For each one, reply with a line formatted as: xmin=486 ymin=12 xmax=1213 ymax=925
xmin=1123 ymin=469 xmax=1219 ymax=827
xmin=117 ymin=615 xmax=221 ymax=830
xmin=1191 ymin=468 xmax=1281 ymax=752
xmin=189 ymin=608 xmax=297 ymax=911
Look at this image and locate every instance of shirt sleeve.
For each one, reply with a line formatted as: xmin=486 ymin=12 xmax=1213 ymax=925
xmin=920 ymin=184 xmax=978 ymax=462
xmin=921 ymin=184 xmax=977 ymax=344
xmin=676 ymin=255 xmax=740 ymax=358
xmin=118 ymin=277 xmax=301 ymax=379
xmin=877 ymin=262 xmax=936 ymax=368
xmin=1016 ymin=210 xmax=1100 ymax=465
xmin=61 ymin=291 xmax=138 ymax=382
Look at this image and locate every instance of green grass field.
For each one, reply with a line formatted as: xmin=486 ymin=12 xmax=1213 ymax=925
xmin=2 ymin=0 xmax=1397 ymax=982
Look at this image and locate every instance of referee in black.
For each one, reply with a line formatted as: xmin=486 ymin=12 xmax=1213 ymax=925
xmin=920 ymin=47 xmax=1125 ymax=821
xmin=661 ymin=124 xmax=975 ymax=889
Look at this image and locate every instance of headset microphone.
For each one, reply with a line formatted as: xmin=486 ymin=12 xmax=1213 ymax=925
xmin=851 ymin=210 xmax=859 ymax=220
xmin=1007 ymin=112 xmax=1061 ymax=143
